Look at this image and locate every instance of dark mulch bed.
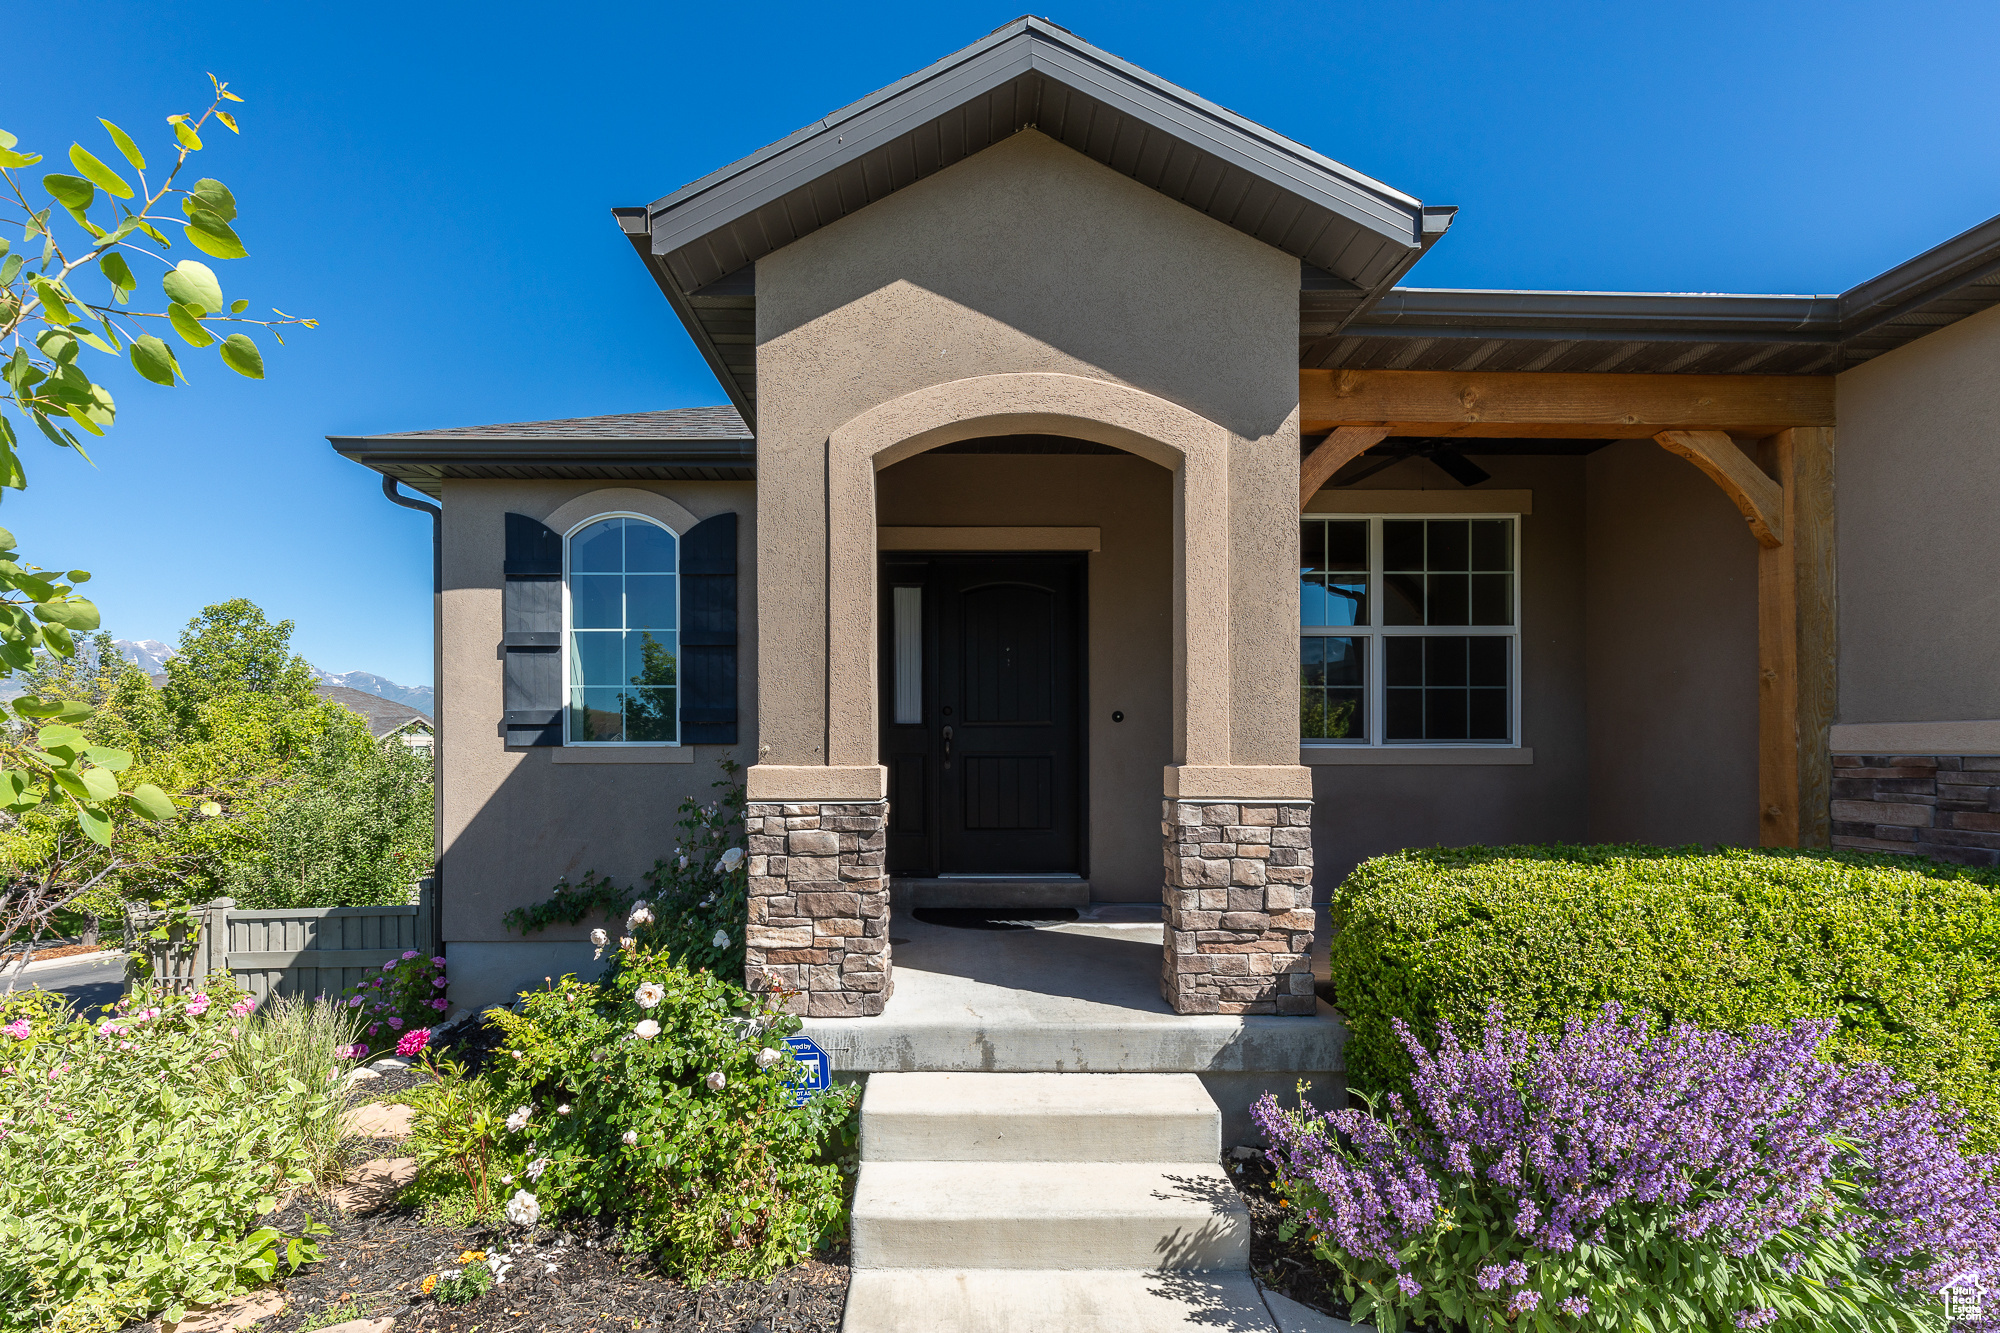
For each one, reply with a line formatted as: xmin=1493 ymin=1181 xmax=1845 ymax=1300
xmin=1229 ymin=1148 xmax=1356 ymax=1324
xmin=250 ymin=1204 xmax=848 ymax=1333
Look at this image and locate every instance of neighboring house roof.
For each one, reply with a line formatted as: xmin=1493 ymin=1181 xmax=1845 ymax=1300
xmin=316 ymin=684 xmax=434 ymax=741
xmin=615 ymin=15 xmax=1453 ymax=422
xmin=327 ymin=406 xmax=755 ymax=496
xmin=1317 ymin=211 xmax=2000 ymax=376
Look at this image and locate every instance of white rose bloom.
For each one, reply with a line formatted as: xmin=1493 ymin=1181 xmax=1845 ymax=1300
xmin=526 ymin=1156 xmax=549 ymax=1181
xmin=627 ymin=906 xmax=655 ymax=929
xmin=677 ymin=853 xmax=689 ymax=870
xmin=505 ymin=1105 xmax=532 ymax=1133
xmin=557 ymin=1103 xmax=571 ymax=1115
xmin=622 ymin=1130 xmax=639 ymax=1146
xmin=705 ymin=1070 xmax=727 ymax=1091
xmin=505 ymin=1189 xmax=541 ymax=1228
xmin=634 ymin=982 xmax=665 ymax=1009
xmin=633 ymin=1019 xmax=660 ymax=1039
xmin=714 ymin=847 xmax=744 ymax=873
xmin=755 ymin=1047 xmax=782 ymax=1070
xmin=500 ymin=1173 xmax=514 ymax=1185
xmin=712 ymin=929 xmax=730 ymax=949
xmin=620 ymin=936 xmax=636 ymax=951
xmin=589 ymin=927 xmax=609 ymax=959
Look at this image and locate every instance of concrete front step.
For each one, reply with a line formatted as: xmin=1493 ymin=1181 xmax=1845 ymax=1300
xmin=844 ymin=1269 xmax=1282 ymax=1332
xmin=861 ymin=1072 xmax=1219 ymax=1162
xmin=851 ymin=1160 xmax=1250 ymax=1270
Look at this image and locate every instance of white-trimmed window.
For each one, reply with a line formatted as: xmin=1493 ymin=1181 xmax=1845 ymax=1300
xmin=565 ymin=514 xmax=679 ymax=744
xmin=1300 ymin=515 xmax=1520 ymax=746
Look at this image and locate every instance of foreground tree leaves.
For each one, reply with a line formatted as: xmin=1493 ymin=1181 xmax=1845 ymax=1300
xmin=0 ymin=75 xmax=313 ymax=844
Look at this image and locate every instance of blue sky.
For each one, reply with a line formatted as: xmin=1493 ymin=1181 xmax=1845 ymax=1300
xmin=9 ymin=1 xmax=2000 ymax=686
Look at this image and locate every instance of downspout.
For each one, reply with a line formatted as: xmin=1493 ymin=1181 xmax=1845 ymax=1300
xmin=381 ymin=475 xmax=445 ymax=957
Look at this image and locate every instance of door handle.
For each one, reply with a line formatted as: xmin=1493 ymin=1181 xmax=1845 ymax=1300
xmin=941 ymin=725 xmax=953 ymax=765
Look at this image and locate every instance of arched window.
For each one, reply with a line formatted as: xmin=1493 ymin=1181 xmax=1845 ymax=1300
xmin=565 ymin=515 xmax=679 ymax=744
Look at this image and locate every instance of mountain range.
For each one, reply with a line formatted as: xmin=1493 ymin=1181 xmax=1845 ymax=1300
xmin=112 ymin=639 xmax=434 ymax=715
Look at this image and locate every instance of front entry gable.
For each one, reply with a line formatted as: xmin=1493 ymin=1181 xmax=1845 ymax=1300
xmin=617 ymin=16 xmax=1452 ymax=422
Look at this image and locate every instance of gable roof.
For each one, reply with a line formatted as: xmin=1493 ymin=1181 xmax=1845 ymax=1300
xmin=617 ymin=16 xmax=1451 ymax=423
xmin=316 ymin=684 xmax=433 ymax=740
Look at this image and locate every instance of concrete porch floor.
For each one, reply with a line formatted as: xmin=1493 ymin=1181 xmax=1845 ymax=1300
xmin=800 ymin=902 xmax=1346 ymax=1143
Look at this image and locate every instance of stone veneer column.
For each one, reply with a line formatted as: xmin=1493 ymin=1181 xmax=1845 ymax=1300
xmin=1160 ymin=799 xmax=1316 ymax=1015
xmin=744 ymin=800 xmax=892 ymax=1017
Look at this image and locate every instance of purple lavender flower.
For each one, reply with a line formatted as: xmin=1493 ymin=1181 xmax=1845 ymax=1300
xmin=1395 ymin=1275 xmax=1422 ymax=1297
xmin=1249 ymin=1003 xmax=2000 ymax=1309
xmin=1734 ymin=1308 xmax=1778 ymax=1330
xmin=1507 ymin=1290 xmax=1541 ymax=1316
xmin=1559 ymin=1294 xmax=1590 ymax=1316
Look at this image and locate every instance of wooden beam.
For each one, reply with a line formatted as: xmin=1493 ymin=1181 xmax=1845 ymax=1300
xmin=1300 ymin=427 xmax=1391 ymax=507
xmin=1654 ymin=431 xmax=1784 ymax=547
xmin=1757 ymin=427 xmax=1836 ymax=848
xmin=1300 ymin=368 xmax=1835 ymax=438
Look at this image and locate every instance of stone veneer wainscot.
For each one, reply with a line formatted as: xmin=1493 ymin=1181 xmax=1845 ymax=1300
xmin=1830 ymin=754 xmax=2000 ymax=869
xmin=744 ymin=800 xmax=893 ymax=1016
xmin=1160 ymin=799 xmax=1316 ymax=1015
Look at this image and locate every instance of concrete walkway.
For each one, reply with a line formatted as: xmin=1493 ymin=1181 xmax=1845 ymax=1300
xmin=802 ymin=903 xmax=1345 ymax=1142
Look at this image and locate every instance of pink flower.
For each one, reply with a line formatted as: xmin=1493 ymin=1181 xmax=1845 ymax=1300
xmin=184 ymin=993 xmax=210 ymax=1017
xmin=431 ymin=977 xmax=447 ymax=988
xmin=336 ymin=1043 xmax=368 ymax=1060
xmin=96 ymin=1021 xmax=118 ymax=1037
xmin=402 ymin=950 xmax=419 ymax=960
xmin=368 ymin=1024 xmax=380 ymax=1036
xmin=395 ymin=1027 xmax=431 ymax=1057
xmin=118 ymin=1041 xmax=134 ymax=1051
xmin=431 ymin=956 xmax=447 ymax=967
xmin=228 ymin=999 xmax=256 ymax=1017
xmin=382 ymin=960 xmax=397 ymax=972
xmin=387 ymin=1017 xmax=404 ymax=1029
xmin=430 ymin=998 xmax=449 ymax=1011
xmin=347 ymin=995 xmax=363 ymax=1007
xmin=1 ymin=1019 xmax=30 ymax=1040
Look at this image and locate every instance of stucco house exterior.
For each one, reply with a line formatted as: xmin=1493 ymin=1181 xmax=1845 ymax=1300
xmin=331 ymin=18 xmax=2000 ymax=1026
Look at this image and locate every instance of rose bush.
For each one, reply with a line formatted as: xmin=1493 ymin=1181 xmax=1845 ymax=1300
xmin=404 ymin=946 xmax=854 ymax=1284
xmin=0 ymin=982 xmax=352 ymax=1330
xmin=1255 ymin=1005 xmax=2000 ymax=1333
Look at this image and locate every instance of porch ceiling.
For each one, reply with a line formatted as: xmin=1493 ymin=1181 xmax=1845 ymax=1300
xmin=616 ymin=16 xmax=1448 ymax=424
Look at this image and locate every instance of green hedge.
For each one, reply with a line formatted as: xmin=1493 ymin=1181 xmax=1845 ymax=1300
xmin=1327 ymin=843 xmax=2000 ymax=1147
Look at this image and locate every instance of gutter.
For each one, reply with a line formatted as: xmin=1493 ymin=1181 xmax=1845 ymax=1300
xmin=380 ymin=476 xmax=445 ymax=957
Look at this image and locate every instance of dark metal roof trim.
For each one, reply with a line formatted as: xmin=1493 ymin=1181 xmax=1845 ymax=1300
xmin=329 ymin=408 xmax=757 ymax=497
xmin=1319 ymin=210 xmax=2000 ymax=375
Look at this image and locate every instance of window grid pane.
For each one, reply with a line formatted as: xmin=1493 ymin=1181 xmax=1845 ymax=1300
xmin=567 ymin=517 xmax=679 ymax=744
xmin=1303 ymin=515 xmax=1517 ymax=748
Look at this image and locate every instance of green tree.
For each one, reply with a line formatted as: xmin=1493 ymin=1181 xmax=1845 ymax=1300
xmin=161 ymin=598 xmax=317 ymax=731
xmin=0 ymin=76 xmax=310 ymax=848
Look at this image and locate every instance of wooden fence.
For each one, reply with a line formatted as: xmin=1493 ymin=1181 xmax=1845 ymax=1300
xmin=127 ymin=879 xmax=436 ymax=1001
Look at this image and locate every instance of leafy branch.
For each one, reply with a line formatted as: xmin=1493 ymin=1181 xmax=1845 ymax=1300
xmin=0 ymin=75 xmax=308 ymax=846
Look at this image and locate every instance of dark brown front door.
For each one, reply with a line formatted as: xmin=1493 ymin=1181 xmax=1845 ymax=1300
xmin=880 ymin=553 xmax=1085 ymax=877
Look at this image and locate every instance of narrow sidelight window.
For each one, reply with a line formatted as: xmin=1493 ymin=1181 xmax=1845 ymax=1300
xmin=892 ymin=585 xmax=923 ymax=725
xmin=566 ymin=515 xmax=679 ymax=744
xmin=1300 ymin=515 xmax=1519 ymax=746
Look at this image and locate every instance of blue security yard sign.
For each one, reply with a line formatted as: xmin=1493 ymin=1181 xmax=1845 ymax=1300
xmin=785 ymin=1035 xmax=831 ymax=1106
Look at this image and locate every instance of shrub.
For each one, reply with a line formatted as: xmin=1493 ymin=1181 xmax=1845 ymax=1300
xmin=1327 ymin=844 xmax=2000 ymax=1146
xmin=428 ymin=953 xmax=853 ymax=1284
xmin=338 ymin=949 xmax=449 ymax=1060
xmin=1255 ymin=1006 xmax=2000 ymax=1333
xmin=630 ymin=761 xmax=747 ymax=977
xmin=0 ymin=983 xmax=346 ymax=1330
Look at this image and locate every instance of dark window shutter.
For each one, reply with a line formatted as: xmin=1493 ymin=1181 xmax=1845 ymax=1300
xmin=679 ymin=512 xmax=737 ymax=745
xmin=503 ymin=513 xmax=563 ymax=746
